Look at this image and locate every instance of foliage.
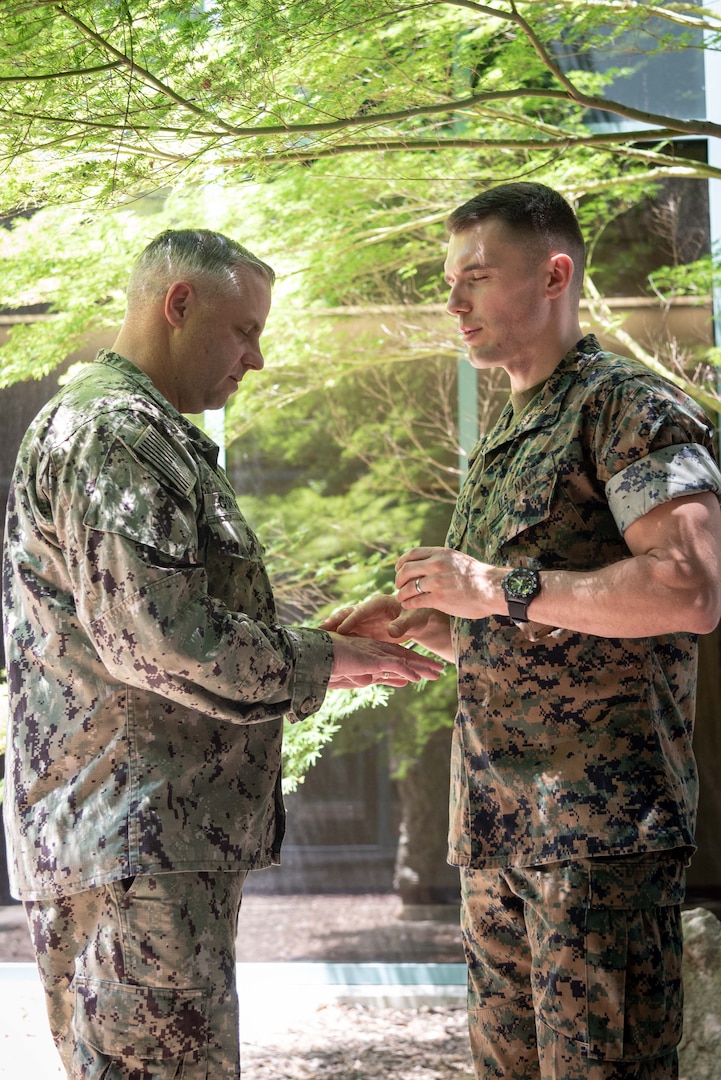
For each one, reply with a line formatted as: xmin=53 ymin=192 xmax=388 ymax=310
xmin=2 ymin=1 xmax=721 ymax=405
xmin=328 ymin=666 xmax=458 ymax=781
xmin=1 ymin=0 xmax=721 ymax=213
xmin=282 ymin=685 xmax=392 ymax=793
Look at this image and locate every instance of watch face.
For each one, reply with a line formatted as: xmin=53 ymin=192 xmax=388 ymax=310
xmin=505 ymin=567 xmax=538 ymax=598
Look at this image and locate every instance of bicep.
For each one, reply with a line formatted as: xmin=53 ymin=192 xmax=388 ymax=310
xmin=624 ymin=492 xmax=721 ymax=630
xmin=624 ymin=491 xmax=721 ymax=561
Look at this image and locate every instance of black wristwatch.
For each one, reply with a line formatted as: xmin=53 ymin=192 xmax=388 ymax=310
xmin=501 ymin=567 xmax=541 ymax=623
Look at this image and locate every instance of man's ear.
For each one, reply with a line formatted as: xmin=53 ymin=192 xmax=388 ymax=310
xmin=546 ymin=253 xmax=575 ymax=298
xmin=164 ymin=281 xmax=194 ymax=328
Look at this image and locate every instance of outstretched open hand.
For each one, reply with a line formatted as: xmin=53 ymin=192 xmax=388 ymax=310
xmin=322 ymin=595 xmax=434 ymax=644
xmin=327 ymin=629 xmax=444 ymax=689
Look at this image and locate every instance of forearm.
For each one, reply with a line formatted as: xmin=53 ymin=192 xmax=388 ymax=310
xmin=526 ymin=556 xmax=719 ymax=639
xmin=432 ymin=557 xmax=718 ymax=639
xmin=528 ymin=495 xmax=721 ymax=638
xmin=88 ymin=569 xmax=334 ymax=721
xmin=397 ymin=493 xmax=721 ymax=640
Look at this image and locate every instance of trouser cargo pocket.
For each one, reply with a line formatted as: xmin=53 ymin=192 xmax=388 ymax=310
xmin=527 ymin=853 xmax=686 ymax=1062
xmin=73 ymin=976 xmax=210 ymax=1075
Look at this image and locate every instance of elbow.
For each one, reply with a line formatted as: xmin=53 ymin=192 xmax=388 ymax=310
xmin=681 ymin=580 xmax=721 ymax=635
xmin=654 ymin=547 xmax=721 ymax=635
xmin=693 ymin=595 xmax=721 ymax=636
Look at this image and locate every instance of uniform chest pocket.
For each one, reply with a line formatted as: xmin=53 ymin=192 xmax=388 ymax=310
xmin=202 ymin=495 xmax=274 ymax=620
xmin=484 ymin=468 xmax=558 ymax=560
xmin=83 ymin=450 xmax=195 ymax=561
xmin=202 ymin=492 xmax=262 ymax=560
xmin=446 ymin=504 xmax=468 ymax=548
xmin=446 ymin=469 xmax=558 ymax=559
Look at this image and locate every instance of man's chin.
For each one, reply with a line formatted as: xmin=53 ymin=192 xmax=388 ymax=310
xmin=466 ymin=348 xmax=497 ymax=370
xmin=202 ymin=393 xmax=232 ymax=413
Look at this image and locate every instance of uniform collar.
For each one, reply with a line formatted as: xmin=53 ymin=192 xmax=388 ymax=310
xmin=480 ymin=334 xmax=603 ymax=455
xmin=96 ymin=349 xmax=221 ymax=469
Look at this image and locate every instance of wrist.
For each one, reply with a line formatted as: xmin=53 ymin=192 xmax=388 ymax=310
xmin=501 ymin=566 xmax=541 ymax=623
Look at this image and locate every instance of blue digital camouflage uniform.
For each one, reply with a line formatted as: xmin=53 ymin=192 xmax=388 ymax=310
xmin=2 ymin=349 xmax=335 ymax=1075
xmin=444 ymin=335 xmax=721 ymax=1078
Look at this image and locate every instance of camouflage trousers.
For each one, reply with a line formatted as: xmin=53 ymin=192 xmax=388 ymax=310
xmin=460 ymin=851 xmax=687 ymax=1080
xmin=24 ymin=870 xmax=247 ymax=1079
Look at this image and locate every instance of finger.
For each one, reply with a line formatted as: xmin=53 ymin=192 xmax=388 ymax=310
xmin=320 ymin=606 xmax=357 ymax=631
xmin=336 ymin=597 xmax=399 ymax=636
xmin=395 ymin=547 xmax=434 ymax=573
xmin=331 ymin=610 xmax=373 ymax=636
xmin=407 ymin=656 xmax=445 ymax=679
xmin=392 ymin=653 xmax=444 ymax=682
xmin=376 ymin=674 xmax=412 ymax=687
xmin=397 ymin=557 xmax=436 ymax=591
xmin=395 ymin=576 xmax=433 ymax=610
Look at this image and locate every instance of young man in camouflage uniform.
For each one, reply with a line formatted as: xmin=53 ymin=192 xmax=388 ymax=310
xmin=1 ymin=229 xmax=443 ymax=1079
xmin=326 ymin=184 xmax=721 ymax=1079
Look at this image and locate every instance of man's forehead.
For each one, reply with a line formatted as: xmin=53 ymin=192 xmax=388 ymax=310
xmin=229 ymin=267 xmax=271 ymax=305
xmin=444 ymin=218 xmax=531 ymax=275
xmin=444 ymin=223 xmax=497 ymax=273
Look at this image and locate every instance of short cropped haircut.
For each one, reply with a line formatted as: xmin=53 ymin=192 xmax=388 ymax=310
xmin=127 ymin=228 xmax=275 ymax=303
xmin=447 ymin=183 xmax=585 ymax=297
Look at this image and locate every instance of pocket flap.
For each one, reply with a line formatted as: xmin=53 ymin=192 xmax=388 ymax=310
xmin=74 ymin=977 xmax=209 ymax=1061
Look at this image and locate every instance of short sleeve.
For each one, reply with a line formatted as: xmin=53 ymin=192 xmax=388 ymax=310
xmin=590 ymin=375 xmax=720 ymax=534
xmin=606 ymin=442 xmax=721 ymax=534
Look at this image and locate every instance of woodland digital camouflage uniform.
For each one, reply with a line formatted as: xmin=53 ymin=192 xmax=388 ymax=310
xmin=445 ymin=334 xmax=721 ymax=870
xmin=445 ymin=334 xmax=721 ymax=1076
xmin=461 ymin=853 xmax=686 ymax=1078
xmin=2 ymin=349 xmax=335 ymax=902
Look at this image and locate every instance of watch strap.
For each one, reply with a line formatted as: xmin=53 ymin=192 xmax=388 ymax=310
xmin=506 ymin=597 xmax=530 ymax=622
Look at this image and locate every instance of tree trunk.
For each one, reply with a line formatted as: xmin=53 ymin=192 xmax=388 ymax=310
xmin=393 ymin=726 xmax=460 ymax=909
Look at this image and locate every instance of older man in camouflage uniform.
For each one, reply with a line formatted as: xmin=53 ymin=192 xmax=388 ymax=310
xmin=326 ymin=184 xmax=721 ymax=1079
xmin=2 ymin=229 xmax=443 ymax=1079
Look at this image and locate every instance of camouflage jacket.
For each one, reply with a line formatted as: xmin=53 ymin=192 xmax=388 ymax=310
xmin=2 ymin=351 xmax=334 ymax=900
xmin=445 ymin=335 xmax=721 ymax=869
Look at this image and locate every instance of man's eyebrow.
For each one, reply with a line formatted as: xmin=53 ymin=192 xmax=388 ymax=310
xmin=444 ymin=260 xmax=491 ymax=282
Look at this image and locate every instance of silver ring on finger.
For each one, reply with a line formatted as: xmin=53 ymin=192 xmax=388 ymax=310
xmin=414 ymin=578 xmax=424 ymax=595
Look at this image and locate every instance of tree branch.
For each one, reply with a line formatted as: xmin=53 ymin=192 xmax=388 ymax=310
xmin=15 ymin=3 xmax=721 ymax=149
xmin=0 ymin=61 xmax=123 ymax=82
xmin=441 ymin=0 xmax=721 ymax=137
xmin=584 ymin=274 xmax=721 ymax=416
xmin=53 ymin=3 xmax=243 ymax=136
xmin=210 ymin=135 xmax=721 ymax=181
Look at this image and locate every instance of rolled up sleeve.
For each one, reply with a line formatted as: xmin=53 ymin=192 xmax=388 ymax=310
xmin=606 ymin=442 xmax=721 ymax=535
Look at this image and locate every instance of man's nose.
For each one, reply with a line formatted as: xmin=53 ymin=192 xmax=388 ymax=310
xmin=245 ymin=347 xmax=264 ymax=371
xmin=446 ymin=284 xmax=470 ymax=315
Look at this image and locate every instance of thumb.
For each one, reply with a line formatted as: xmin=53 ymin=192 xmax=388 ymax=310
xmin=388 ymin=609 xmax=427 ymax=641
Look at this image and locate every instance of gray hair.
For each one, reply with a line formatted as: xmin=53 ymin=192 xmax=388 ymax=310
xmin=127 ymin=228 xmax=275 ymax=303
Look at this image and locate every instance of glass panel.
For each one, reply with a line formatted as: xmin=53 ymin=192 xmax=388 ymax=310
xmin=554 ymin=11 xmax=706 ymax=129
